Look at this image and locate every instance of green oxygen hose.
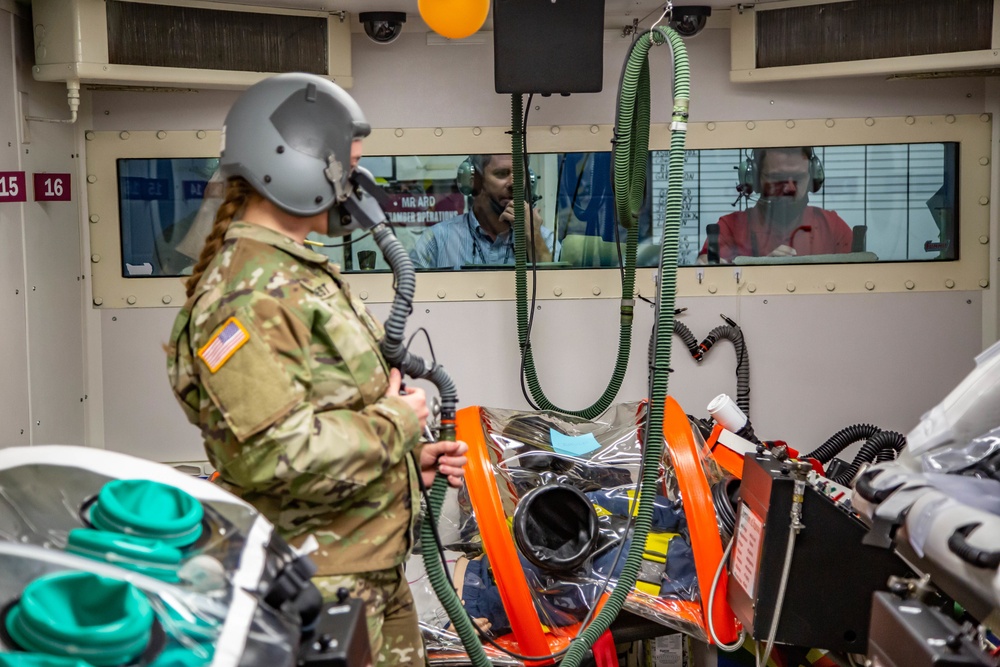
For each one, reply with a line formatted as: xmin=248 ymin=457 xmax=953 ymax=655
xmin=420 ymin=481 xmax=493 ymax=666
xmin=420 ymin=26 xmax=689 ymax=667
xmin=557 ymin=27 xmax=690 ymax=667
xmin=512 ymin=31 xmax=652 ymax=420
xmin=419 ymin=422 xmax=495 ymax=667
xmin=372 ymin=211 xmax=492 ymax=663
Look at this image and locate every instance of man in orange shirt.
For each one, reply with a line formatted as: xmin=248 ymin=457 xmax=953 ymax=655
xmin=698 ymin=146 xmax=852 ymax=263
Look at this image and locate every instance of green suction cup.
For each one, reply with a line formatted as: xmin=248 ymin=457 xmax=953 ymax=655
xmin=67 ymin=529 xmax=183 ymax=583
xmin=0 ymin=653 xmax=95 ymax=667
xmin=89 ymin=480 xmax=204 ymax=547
xmin=5 ymin=572 xmax=153 ymax=667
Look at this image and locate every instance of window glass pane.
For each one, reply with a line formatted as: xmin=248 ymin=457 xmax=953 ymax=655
xmin=685 ymin=143 xmax=957 ymax=266
xmin=115 ymin=144 xmax=958 ymax=277
xmin=326 ymin=144 xmax=956 ymax=272
xmin=117 ymin=157 xmax=219 ymax=277
xmin=312 ymin=154 xmax=471 ymax=271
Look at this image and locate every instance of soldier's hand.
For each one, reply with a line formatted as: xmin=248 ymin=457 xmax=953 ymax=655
xmin=386 ymin=368 xmax=428 ymax=431
xmin=419 ymin=440 xmax=468 ymax=489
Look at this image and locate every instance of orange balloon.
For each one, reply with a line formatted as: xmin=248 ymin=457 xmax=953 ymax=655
xmin=419 ymin=0 xmax=490 ymax=40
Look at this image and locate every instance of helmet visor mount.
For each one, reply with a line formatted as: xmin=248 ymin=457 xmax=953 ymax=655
xmin=324 ymin=154 xmax=348 ymax=204
xmin=326 ymin=167 xmax=389 ymax=238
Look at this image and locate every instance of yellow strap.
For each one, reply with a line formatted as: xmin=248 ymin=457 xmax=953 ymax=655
xmin=635 ymin=581 xmax=660 ymax=595
xmin=642 ymin=531 xmax=675 ymax=564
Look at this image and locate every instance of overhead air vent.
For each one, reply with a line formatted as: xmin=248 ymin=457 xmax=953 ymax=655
xmin=31 ymin=0 xmax=352 ymax=89
xmin=731 ymin=0 xmax=1000 ymax=82
xmin=105 ymin=1 xmax=328 ymax=74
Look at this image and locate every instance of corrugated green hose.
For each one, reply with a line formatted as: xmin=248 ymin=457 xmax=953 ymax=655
xmin=512 ymin=30 xmax=653 ymax=420
xmin=374 ymin=218 xmax=492 ymax=664
xmin=511 ymin=109 xmax=636 ymax=419
xmin=556 ymin=27 xmax=690 ymax=667
xmin=420 ymin=420 xmax=495 ymax=667
xmin=420 ymin=26 xmax=689 ymax=667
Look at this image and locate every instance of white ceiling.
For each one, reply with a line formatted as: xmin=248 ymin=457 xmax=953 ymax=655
xmin=218 ymin=0 xmax=754 ymax=11
xmin=197 ymin=0 xmax=785 ymax=25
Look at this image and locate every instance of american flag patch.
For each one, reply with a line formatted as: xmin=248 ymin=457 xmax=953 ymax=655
xmin=198 ymin=317 xmax=250 ymax=373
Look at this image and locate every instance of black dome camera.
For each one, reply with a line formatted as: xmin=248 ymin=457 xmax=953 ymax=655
xmin=668 ymin=5 xmax=711 ymax=37
xmin=359 ymin=11 xmax=406 ymax=45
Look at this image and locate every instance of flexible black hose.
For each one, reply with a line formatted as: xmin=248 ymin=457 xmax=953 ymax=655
xmin=834 ymin=430 xmax=906 ymax=486
xmin=698 ymin=324 xmax=749 ymax=415
xmin=711 ymin=477 xmax=739 ymax=538
xmin=806 ymin=423 xmax=882 ymax=464
xmin=875 ymin=447 xmax=896 ymax=463
xmin=674 ymin=320 xmax=700 ymax=358
xmin=373 ymin=223 xmax=490 ymax=663
xmin=374 ymin=224 xmax=459 ymax=428
xmin=874 ymin=430 xmax=906 ymax=462
xmin=833 ymin=439 xmax=881 ymax=486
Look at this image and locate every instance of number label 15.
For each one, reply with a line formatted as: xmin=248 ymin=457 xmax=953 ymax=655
xmin=0 ymin=172 xmax=27 ymax=203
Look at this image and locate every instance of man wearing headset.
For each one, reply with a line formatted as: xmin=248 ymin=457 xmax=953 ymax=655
xmin=409 ymin=154 xmax=557 ymax=269
xmin=697 ymin=146 xmax=852 ymax=264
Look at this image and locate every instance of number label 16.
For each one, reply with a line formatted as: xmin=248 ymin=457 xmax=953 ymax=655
xmin=34 ymin=173 xmax=72 ymax=202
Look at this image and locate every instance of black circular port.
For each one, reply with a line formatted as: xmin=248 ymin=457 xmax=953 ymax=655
xmin=512 ymin=484 xmax=598 ymax=573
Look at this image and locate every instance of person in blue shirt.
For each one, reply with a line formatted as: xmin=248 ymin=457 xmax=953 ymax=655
xmin=409 ymin=154 xmax=557 ymax=269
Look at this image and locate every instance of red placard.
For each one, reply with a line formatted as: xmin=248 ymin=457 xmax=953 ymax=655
xmin=0 ymin=172 xmax=27 ymax=203
xmin=383 ymin=192 xmax=466 ymax=227
xmin=33 ymin=173 xmax=72 ymax=202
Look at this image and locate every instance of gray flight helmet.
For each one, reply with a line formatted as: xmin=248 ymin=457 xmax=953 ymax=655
xmin=219 ymin=73 xmax=371 ymax=217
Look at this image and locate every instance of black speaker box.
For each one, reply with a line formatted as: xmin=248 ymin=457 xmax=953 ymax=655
xmin=493 ymin=0 xmax=605 ymax=95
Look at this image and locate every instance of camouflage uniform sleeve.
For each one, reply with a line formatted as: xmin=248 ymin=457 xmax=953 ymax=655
xmin=166 ymin=306 xmax=200 ymax=424
xmin=201 ymin=295 xmax=421 ymax=505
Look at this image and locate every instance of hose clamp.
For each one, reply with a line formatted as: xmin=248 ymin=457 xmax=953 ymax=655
xmin=650 ymin=2 xmax=671 ymax=35
xmin=671 ymin=102 xmax=689 ymax=131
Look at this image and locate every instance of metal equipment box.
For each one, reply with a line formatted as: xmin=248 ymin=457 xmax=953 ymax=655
xmin=727 ymin=453 xmax=911 ymax=654
xmin=868 ymin=592 xmax=991 ymax=666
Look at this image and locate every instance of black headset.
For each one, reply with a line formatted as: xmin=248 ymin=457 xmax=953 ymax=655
xmin=738 ymin=147 xmax=825 ymax=194
xmin=456 ymin=156 xmax=477 ymax=196
xmin=456 ymin=155 xmax=539 ymax=200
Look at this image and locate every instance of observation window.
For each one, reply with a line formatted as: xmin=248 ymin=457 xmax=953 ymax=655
xmin=116 ymin=157 xmax=219 ymax=278
xmin=319 ymin=144 xmax=957 ymax=273
xmin=110 ymin=143 xmax=961 ymax=279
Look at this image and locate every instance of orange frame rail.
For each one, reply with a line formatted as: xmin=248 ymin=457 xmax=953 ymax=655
xmin=460 ymin=399 xmax=738 ymax=657
xmin=458 ymin=406 xmax=557 ymax=666
xmin=661 ymin=396 xmax=738 ymax=644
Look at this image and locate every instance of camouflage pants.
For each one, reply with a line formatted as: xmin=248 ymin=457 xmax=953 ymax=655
xmin=313 ymin=566 xmax=425 ymax=666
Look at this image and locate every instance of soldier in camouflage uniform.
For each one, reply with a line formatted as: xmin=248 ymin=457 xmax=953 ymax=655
xmin=166 ymin=73 xmax=467 ymax=666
